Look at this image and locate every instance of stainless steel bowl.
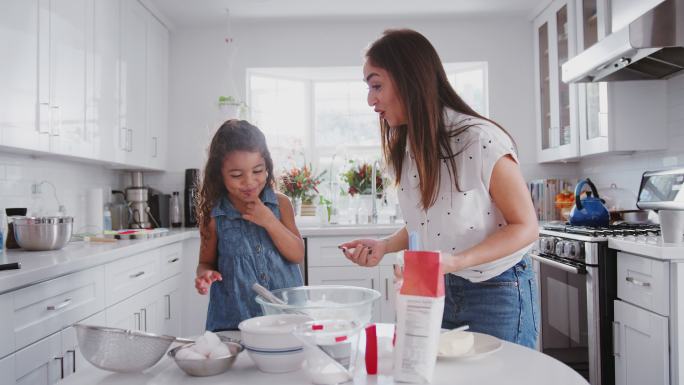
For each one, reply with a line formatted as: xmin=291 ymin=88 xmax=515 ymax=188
xmin=13 ymin=216 xmax=73 ymax=251
xmin=168 ymin=339 xmax=244 ymax=377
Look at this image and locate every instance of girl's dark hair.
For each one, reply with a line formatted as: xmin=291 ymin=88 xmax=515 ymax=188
xmin=195 ymin=119 xmax=274 ymax=228
xmin=366 ymin=28 xmax=516 ymax=210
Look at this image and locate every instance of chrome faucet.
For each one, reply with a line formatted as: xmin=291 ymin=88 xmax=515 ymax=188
xmin=371 ymin=160 xmax=380 ymax=224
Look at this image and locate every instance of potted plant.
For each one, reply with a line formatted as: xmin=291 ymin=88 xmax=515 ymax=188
xmin=277 ymin=165 xmax=326 ymax=216
xmin=341 ymin=161 xmax=384 ymax=198
xmin=218 ymin=95 xmax=246 ymax=119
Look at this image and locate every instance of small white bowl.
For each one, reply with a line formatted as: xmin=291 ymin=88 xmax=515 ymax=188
xmin=238 ymin=314 xmax=312 ymax=373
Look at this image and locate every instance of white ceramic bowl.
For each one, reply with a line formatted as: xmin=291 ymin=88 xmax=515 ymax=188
xmin=238 ymin=314 xmax=312 ymax=373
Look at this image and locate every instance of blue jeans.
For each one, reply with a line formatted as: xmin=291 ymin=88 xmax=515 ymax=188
xmin=441 ymin=255 xmax=539 ymax=349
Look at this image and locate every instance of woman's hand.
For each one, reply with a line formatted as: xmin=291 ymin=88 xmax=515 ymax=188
xmin=339 ymin=238 xmax=387 ymax=267
xmin=195 ymin=270 xmax=222 ymax=295
xmin=242 ymin=198 xmax=277 ymax=228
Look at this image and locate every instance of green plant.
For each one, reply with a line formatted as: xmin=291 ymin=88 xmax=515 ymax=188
xmin=319 ymin=195 xmax=332 ymax=221
xmin=341 ymin=161 xmax=384 ymax=197
xmin=277 ymin=165 xmax=327 ymax=204
xmin=217 ymin=95 xmax=238 ymax=105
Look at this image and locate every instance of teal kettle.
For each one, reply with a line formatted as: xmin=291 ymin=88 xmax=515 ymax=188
xmin=568 ymin=178 xmax=610 ymax=227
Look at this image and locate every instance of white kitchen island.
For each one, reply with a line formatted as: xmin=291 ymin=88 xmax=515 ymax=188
xmin=58 ymin=326 xmax=587 ymax=385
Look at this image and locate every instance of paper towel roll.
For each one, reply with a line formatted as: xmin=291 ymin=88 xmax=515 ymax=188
xmin=86 ymin=188 xmax=104 ymax=234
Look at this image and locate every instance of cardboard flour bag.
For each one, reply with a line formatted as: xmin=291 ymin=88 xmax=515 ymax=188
xmin=393 ymin=250 xmax=444 ymax=383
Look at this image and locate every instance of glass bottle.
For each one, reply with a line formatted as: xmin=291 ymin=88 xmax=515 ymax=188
xmin=170 ymin=192 xmax=182 ymax=228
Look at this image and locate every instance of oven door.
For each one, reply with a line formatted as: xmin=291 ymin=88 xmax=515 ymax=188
xmin=531 ymin=252 xmax=593 ymax=383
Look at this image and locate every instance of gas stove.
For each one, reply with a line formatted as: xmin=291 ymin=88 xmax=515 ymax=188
xmin=541 ymin=222 xmax=661 ymax=242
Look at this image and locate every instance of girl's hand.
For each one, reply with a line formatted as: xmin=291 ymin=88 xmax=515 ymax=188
xmin=195 ymin=270 xmax=222 ymax=295
xmin=338 ymin=238 xmax=387 ymax=267
xmin=242 ymin=198 xmax=277 ymax=228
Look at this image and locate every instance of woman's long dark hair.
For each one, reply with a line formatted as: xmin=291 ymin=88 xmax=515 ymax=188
xmin=366 ymin=29 xmax=516 ymax=210
xmin=195 ymin=119 xmax=275 ymax=230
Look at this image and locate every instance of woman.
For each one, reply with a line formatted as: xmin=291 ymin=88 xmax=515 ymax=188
xmin=339 ymin=29 xmax=539 ymax=348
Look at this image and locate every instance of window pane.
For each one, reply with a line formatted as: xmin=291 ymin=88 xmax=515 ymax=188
xmin=447 ymin=65 xmax=488 ymax=116
xmin=314 ymin=81 xmax=378 ymax=147
xmin=249 ymin=75 xmax=307 ymax=149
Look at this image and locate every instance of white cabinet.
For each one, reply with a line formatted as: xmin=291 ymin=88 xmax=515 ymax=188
xmin=12 ymin=331 xmax=62 ymax=385
xmin=118 ymin=0 xmax=148 ymax=167
xmin=378 ymin=265 xmax=397 ymax=323
xmin=614 ymin=300 xmax=669 ymax=385
xmin=61 ymin=311 xmax=106 ymax=379
xmin=146 ymin=13 xmax=169 ymax=170
xmin=106 ymin=283 xmax=159 ymax=332
xmin=534 ymin=0 xmax=580 ymax=163
xmin=87 ymin=0 xmax=121 ymax=163
xmin=0 ymin=0 xmax=50 ymax=152
xmin=157 ymin=276 xmax=182 ymax=337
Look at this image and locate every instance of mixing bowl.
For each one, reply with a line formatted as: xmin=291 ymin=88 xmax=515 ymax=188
xmin=238 ymin=314 xmax=311 ymax=373
xmin=13 ymin=216 xmax=73 ymax=251
xmin=168 ymin=338 xmax=243 ymax=377
xmin=255 ymin=285 xmax=381 ymax=325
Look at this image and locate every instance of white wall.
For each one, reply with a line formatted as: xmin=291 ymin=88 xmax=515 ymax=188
xmin=0 ymin=151 xmax=120 ymax=232
xmin=578 ymin=73 xmax=684 ymax=196
xmin=158 ymin=15 xmax=577 ymax=193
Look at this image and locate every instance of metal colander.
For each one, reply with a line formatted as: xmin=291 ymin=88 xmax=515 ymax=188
xmin=75 ymin=324 xmax=192 ymax=373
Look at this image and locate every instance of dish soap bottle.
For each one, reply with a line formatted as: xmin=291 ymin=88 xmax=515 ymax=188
xmin=170 ymin=192 xmax=182 ymax=228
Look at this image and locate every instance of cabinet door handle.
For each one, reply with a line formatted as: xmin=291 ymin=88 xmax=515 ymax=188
xmin=141 ymin=308 xmax=147 ymax=331
xmin=165 ymin=294 xmax=171 ymax=320
xmin=120 ymin=126 xmax=127 ymax=150
xmin=153 ymin=136 xmax=158 ymax=157
xmin=385 ymin=278 xmax=389 ymax=301
xmin=130 ymin=271 xmax=145 ymax=279
xmin=134 ymin=312 xmax=141 ymax=330
xmin=54 ymin=356 xmax=65 ymax=379
xmin=47 ymin=298 xmax=72 ymax=311
xmin=626 ymin=276 xmax=651 ymax=287
xmin=67 ymin=349 xmax=76 ymax=373
xmin=613 ymin=321 xmax=621 ymax=357
xmin=168 ymin=257 xmax=179 ymax=263
xmin=127 ymin=128 xmax=133 ymax=152
xmin=50 ymin=105 xmax=61 ymax=136
xmin=371 ymin=279 xmax=374 ymax=290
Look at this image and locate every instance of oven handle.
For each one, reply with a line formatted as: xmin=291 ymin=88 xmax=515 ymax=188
xmin=529 ymin=253 xmax=586 ymax=275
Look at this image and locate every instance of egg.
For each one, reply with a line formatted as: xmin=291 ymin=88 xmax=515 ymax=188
xmin=438 ymin=330 xmax=474 ymax=357
xmin=193 ymin=331 xmax=222 ymax=356
xmin=208 ymin=342 xmax=231 ymax=359
xmin=176 ymin=346 xmax=207 ymax=360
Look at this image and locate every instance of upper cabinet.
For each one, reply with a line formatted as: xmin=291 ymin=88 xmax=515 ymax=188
xmin=534 ymin=0 xmax=580 ymax=163
xmin=146 ymin=14 xmax=169 ymax=170
xmin=0 ymin=0 xmax=169 ymax=171
xmin=0 ymin=0 xmax=50 ymax=152
xmin=533 ymin=0 xmax=667 ymax=163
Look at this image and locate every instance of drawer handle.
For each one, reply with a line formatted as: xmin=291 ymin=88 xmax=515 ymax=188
xmin=168 ymin=257 xmax=179 ymax=263
xmin=130 ymin=271 xmax=145 ymax=279
xmin=47 ymin=298 xmax=72 ymax=311
xmin=54 ymin=356 xmax=65 ymax=379
xmin=626 ymin=276 xmax=651 ymax=287
xmin=67 ymin=349 xmax=76 ymax=373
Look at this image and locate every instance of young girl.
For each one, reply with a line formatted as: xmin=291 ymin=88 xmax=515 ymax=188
xmin=194 ymin=119 xmax=304 ymax=331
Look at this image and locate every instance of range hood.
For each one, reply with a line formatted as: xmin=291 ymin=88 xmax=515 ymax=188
xmin=562 ymin=0 xmax=684 ymax=83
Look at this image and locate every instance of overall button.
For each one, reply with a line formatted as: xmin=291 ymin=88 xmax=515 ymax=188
xmin=255 ymin=244 xmax=262 ymax=253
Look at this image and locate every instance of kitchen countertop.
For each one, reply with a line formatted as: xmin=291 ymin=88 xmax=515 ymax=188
xmin=57 ymin=326 xmax=587 ymax=385
xmin=609 ymin=237 xmax=684 ymax=261
xmin=299 ymin=223 xmax=403 ymax=237
xmin=0 ymin=229 xmax=199 ymax=294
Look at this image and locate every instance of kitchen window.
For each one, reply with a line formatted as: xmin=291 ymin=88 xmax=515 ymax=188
xmin=247 ymin=63 xmax=488 ymax=187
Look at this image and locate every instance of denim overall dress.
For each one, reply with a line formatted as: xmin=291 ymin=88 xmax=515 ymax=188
xmin=205 ymin=186 xmax=303 ymax=331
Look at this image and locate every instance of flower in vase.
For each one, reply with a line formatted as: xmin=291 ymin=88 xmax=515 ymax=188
xmin=277 ymin=164 xmax=327 ymax=204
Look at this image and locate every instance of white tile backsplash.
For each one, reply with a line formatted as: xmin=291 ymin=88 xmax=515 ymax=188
xmin=0 ymin=152 xmax=121 ymax=233
xmin=579 ymin=73 xmax=684 ymax=196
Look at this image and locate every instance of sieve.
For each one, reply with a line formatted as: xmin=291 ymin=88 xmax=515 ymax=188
xmin=75 ymin=324 xmax=194 ymax=373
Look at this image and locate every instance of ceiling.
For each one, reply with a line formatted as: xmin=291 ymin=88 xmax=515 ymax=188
xmin=147 ymin=0 xmax=548 ymax=28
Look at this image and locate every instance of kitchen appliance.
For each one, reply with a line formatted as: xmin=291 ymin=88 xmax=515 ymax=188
xmin=563 ymin=0 xmax=684 ymax=83
xmin=13 ymin=216 xmax=73 ymax=251
xmin=5 ymin=208 xmax=27 ymax=249
xmin=110 ymin=191 xmax=130 ymax=230
xmin=184 ymin=169 xmax=199 ymax=227
xmin=636 ymin=167 xmax=684 ymax=243
xmin=534 ymin=222 xmax=661 ymax=385
xmin=149 ymin=193 xmax=170 ymax=228
xmin=569 ymin=178 xmax=610 ymax=227
xmin=126 ymin=171 xmax=152 ymax=229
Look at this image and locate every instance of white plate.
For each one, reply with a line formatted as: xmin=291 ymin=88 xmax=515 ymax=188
xmin=437 ymin=332 xmax=503 ymax=360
